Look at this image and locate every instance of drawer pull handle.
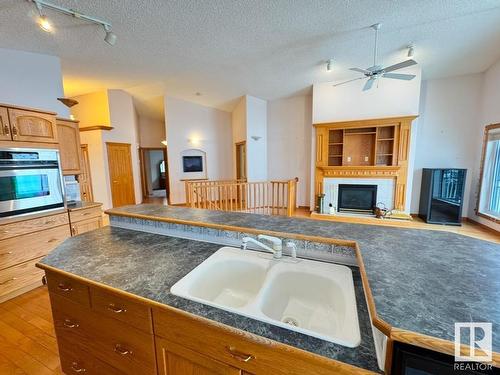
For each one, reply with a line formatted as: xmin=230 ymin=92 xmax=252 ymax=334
xmin=3 ymin=125 xmax=9 ymax=135
xmin=71 ymin=362 xmax=87 ymax=373
xmin=11 ymin=125 xmax=17 ymax=136
xmin=0 ymin=251 xmax=13 ymax=256
xmin=0 ymin=278 xmax=16 ymax=286
xmin=44 ymin=220 xmax=56 ymax=225
xmin=225 ymin=346 xmax=254 ymax=362
xmin=63 ymin=319 xmax=79 ymax=328
xmin=114 ymin=344 xmax=132 ymax=356
xmin=107 ymin=303 xmax=126 ymax=313
xmin=47 ymin=238 xmax=58 ymax=243
xmin=57 ymin=283 xmax=73 ymax=292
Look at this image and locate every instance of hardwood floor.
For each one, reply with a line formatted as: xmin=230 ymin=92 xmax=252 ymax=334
xmin=0 ymin=286 xmax=62 ymax=375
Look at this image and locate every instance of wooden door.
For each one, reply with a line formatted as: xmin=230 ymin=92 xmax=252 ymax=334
xmin=8 ymin=108 xmax=57 ymax=143
xmin=156 ymin=337 xmax=240 ymax=375
xmin=106 ymin=142 xmax=136 ymax=207
xmin=235 ymin=141 xmax=246 ymax=180
xmin=79 ymin=144 xmax=94 ymax=202
xmin=344 ymin=134 xmax=375 ymax=166
xmin=57 ymin=119 xmax=82 ymax=175
xmin=0 ymin=107 xmax=12 ymax=141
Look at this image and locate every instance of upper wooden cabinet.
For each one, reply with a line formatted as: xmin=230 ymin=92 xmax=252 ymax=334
xmin=0 ymin=107 xmax=11 ymax=141
xmin=57 ymin=118 xmax=82 ymax=175
xmin=7 ymin=108 xmax=58 ymax=143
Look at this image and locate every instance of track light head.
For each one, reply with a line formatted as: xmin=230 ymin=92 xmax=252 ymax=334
xmin=104 ymin=25 xmax=117 ymax=45
xmin=38 ymin=15 xmax=52 ymax=32
xmin=407 ymin=44 xmax=415 ymax=58
xmin=326 ymin=59 xmax=333 ymax=72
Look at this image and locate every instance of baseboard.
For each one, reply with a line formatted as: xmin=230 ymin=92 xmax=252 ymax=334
xmin=464 ymin=217 xmax=500 ymax=235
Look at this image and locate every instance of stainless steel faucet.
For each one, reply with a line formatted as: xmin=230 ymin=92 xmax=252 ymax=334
xmin=241 ymin=234 xmax=283 ymax=259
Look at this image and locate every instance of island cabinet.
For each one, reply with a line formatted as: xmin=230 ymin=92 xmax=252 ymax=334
xmin=68 ymin=204 xmax=104 ymax=236
xmin=43 ymin=270 xmax=374 ymax=375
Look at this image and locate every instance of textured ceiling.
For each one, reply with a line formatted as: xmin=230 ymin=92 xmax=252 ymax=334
xmin=1 ymin=0 xmax=500 ymax=118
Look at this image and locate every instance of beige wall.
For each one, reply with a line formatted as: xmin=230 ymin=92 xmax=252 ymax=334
xmin=138 ymin=117 xmax=166 ymax=148
xmin=71 ymin=91 xmax=111 ymax=128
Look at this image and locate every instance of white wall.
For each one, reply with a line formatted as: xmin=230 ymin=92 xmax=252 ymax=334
xmin=165 ymin=97 xmax=233 ymax=204
xmin=313 ymin=66 xmax=421 ymax=123
xmin=246 ymin=96 xmax=268 ymax=181
xmin=410 ymin=74 xmax=483 ymax=215
xmin=138 ymin=116 xmax=166 ymax=148
xmin=469 ymin=59 xmax=500 ymax=231
xmin=0 ymin=48 xmax=69 ymax=117
xmin=267 ymin=95 xmax=312 ymax=207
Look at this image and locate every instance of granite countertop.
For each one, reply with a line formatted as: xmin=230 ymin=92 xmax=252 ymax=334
xmin=106 ymin=204 xmax=500 ymax=353
xmin=66 ymin=201 xmax=103 ymax=211
xmin=39 ymin=226 xmax=380 ymax=372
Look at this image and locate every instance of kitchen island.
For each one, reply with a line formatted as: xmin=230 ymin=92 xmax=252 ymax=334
xmin=37 ymin=204 xmax=500 ymax=373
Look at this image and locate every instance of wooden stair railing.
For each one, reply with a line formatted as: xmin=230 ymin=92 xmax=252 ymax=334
xmin=185 ymin=178 xmax=298 ymax=216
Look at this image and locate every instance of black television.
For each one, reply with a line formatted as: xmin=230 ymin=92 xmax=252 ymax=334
xmin=183 ymin=156 xmax=203 ymax=172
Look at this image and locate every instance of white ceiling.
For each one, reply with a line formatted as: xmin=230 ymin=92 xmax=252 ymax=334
xmin=1 ymin=0 xmax=500 ymax=119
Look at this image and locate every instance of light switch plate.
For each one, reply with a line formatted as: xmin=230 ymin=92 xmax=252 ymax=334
xmin=347 ymin=156 xmax=352 ymax=162
xmin=364 ymin=156 xmax=369 ymax=162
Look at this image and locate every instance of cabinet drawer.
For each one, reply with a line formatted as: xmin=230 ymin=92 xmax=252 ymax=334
xmin=0 ymin=212 xmax=69 ymax=241
xmin=70 ymin=207 xmax=102 ymax=223
xmin=71 ymin=217 xmax=102 ymax=236
xmin=153 ymin=307 xmax=365 ymax=375
xmin=0 ymin=225 xmax=70 ymax=270
xmin=51 ymin=293 xmax=156 ymax=375
xmin=90 ymin=286 xmax=152 ymax=333
xmin=0 ymin=258 xmax=44 ymax=297
xmin=46 ymin=271 xmax=90 ymax=307
xmin=58 ymin=338 xmax=123 ymax=375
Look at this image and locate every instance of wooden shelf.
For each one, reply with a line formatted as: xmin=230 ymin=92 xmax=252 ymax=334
xmin=328 ymin=142 xmax=343 ymax=145
xmin=377 ymin=138 xmax=394 ymax=141
xmin=377 ymin=153 xmax=393 ymax=156
xmin=345 ymin=132 xmax=376 ymax=135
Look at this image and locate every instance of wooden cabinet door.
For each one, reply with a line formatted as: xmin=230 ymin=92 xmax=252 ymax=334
xmin=106 ymin=142 xmax=136 ymax=207
xmin=8 ymin=108 xmax=57 ymax=143
xmin=57 ymin=119 xmax=82 ymax=174
xmin=156 ymin=337 xmax=241 ymax=375
xmin=71 ymin=217 xmax=103 ymax=236
xmin=0 ymin=107 xmax=12 ymax=140
xmin=79 ymin=144 xmax=94 ymax=201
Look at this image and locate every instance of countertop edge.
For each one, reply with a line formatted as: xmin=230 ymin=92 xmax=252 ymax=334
xmin=104 ymin=208 xmax=500 ymax=366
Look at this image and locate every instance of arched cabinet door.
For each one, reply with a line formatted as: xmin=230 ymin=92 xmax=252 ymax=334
xmin=8 ymin=108 xmax=57 ymax=143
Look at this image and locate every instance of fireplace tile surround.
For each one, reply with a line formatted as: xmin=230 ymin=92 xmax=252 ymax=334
xmin=323 ymin=177 xmax=395 ymax=214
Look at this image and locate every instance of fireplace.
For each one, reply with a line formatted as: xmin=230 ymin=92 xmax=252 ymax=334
xmin=337 ymin=184 xmax=377 ymax=214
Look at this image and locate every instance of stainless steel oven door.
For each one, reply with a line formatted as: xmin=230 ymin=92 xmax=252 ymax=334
xmin=0 ymin=167 xmax=64 ymax=218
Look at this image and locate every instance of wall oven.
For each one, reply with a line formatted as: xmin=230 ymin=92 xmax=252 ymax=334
xmin=0 ymin=148 xmax=65 ymax=218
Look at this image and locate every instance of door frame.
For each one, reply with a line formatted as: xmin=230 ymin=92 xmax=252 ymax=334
xmin=139 ymin=147 xmax=170 ymax=204
xmin=235 ymin=141 xmax=247 ymax=181
xmin=106 ymin=142 xmax=136 ymax=208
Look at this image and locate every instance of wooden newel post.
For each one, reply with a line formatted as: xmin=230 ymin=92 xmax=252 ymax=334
xmin=287 ymin=177 xmax=298 ymax=217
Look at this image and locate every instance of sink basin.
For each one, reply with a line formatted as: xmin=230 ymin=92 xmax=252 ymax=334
xmin=170 ymin=247 xmax=361 ymax=347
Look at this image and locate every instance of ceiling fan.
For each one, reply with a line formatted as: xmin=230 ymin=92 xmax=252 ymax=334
xmin=334 ymin=23 xmax=417 ymax=91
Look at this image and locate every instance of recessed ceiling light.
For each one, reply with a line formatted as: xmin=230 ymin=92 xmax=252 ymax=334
xmin=38 ymin=15 xmax=52 ymax=32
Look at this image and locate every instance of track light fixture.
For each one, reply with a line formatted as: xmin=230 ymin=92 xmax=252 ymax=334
xmin=29 ymin=0 xmax=117 ymax=45
xmin=326 ymin=59 xmax=334 ymax=72
xmin=407 ymin=44 xmax=415 ymax=58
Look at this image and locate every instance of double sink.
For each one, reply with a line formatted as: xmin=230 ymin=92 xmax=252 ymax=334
xmin=171 ymin=246 xmax=361 ymax=348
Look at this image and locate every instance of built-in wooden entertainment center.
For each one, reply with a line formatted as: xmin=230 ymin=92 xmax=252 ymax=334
xmin=314 ymin=116 xmax=417 ymax=211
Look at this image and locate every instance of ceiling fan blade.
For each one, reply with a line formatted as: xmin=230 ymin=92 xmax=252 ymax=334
xmin=349 ymin=67 xmax=371 ymax=75
xmin=382 ymin=59 xmax=417 ymax=73
xmin=333 ymin=76 xmax=366 ymax=87
xmin=363 ymin=77 xmax=376 ymax=91
xmin=383 ymin=73 xmax=416 ymax=80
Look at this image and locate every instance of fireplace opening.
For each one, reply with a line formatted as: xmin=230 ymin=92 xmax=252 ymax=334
xmin=338 ymin=184 xmax=377 ymax=214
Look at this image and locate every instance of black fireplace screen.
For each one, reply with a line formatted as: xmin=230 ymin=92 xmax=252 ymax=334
xmin=338 ymin=184 xmax=377 ymax=213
